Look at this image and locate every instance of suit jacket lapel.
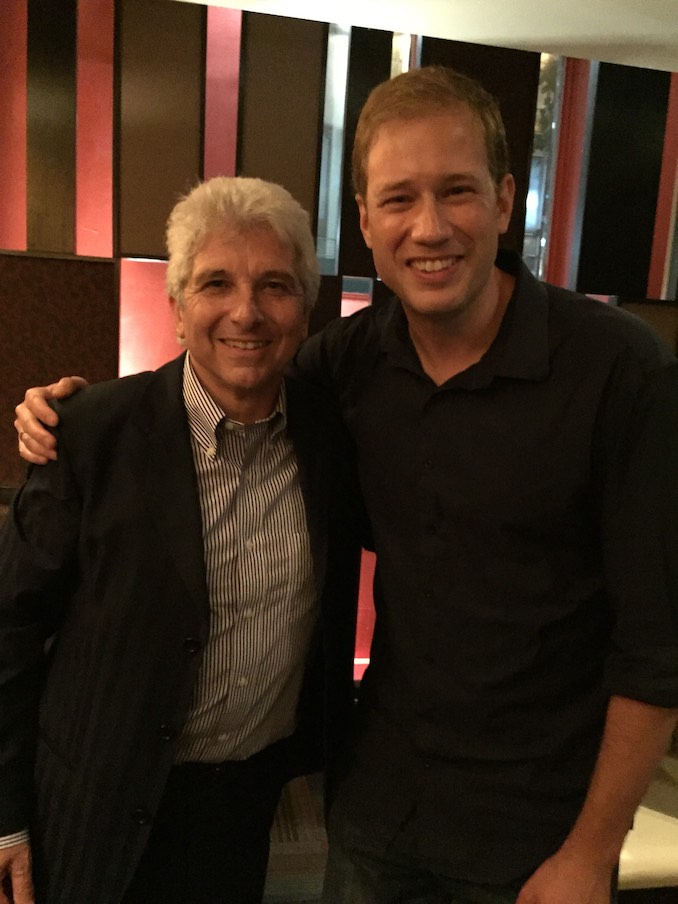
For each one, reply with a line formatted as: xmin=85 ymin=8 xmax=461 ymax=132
xmin=135 ymin=356 xmax=210 ymax=618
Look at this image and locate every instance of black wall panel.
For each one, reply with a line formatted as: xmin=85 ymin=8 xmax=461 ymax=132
xmin=337 ymin=27 xmax=393 ymax=278
xmin=577 ymin=63 xmax=670 ymax=297
xmin=26 ymin=0 xmax=77 ymax=254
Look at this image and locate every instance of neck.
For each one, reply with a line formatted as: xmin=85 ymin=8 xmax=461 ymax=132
xmin=407 ymin=268 xmax=515 ymax=386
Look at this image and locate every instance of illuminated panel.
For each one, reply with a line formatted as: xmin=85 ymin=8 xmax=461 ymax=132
xmin=0 ymin=2 xmax=27 ymax=251
xmin=119 ymin=259 xmax=179 ymax=377
xmin=204 ymin=6 xmax=242 ymax=179
xmin=647 ymin=72 xmax=678 ymax=299
xmin=354 ymin=550 xmax=376 ymax=681
xmin=76 ymin=0 xmax=114 ymax=258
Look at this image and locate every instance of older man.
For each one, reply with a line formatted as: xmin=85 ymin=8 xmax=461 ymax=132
xmin=0 ymin=177 xmax=362 ymax=904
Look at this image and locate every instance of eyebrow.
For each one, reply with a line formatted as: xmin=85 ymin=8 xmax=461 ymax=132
xmin=375 ymin=173 xmax=482 ymax=194
xmin=191 ymin=267 xmax=298 ymax=285
xmin=191 ymin=267 xmax=231 ymax=285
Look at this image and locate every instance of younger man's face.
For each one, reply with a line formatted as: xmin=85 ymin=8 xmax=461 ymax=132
xmin=356 ymin=105 xmax=514 ymax=330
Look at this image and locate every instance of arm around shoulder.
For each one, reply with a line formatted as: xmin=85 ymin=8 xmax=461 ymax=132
xmin=15 ymin=376 xmax=89 ymax=464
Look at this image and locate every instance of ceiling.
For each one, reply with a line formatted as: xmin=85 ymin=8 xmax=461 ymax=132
xmin=173 ymin=0 xmax=678 ymax=72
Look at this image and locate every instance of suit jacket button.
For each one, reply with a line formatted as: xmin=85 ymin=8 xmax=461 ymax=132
xmin=132 ymin=808 xmax=151 ymax=825
xmin=158 ymin=722 xmax=177 ymax=742
xmin=183 ymin=637 xmax=201 ymax=654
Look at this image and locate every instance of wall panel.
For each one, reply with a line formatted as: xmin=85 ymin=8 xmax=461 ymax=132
xmin=26 ymin=0 xmax=77 ymax=254
xmin=76 ymin=0 xmax=115 ymax=258
xmin=118 ymin=0 xmax=205 ymax=257
xmin=0 ymin=253 xmax=118 ymax=488
xmin=577 ymin=63 xmax=671 ymax=297
xmin=337 ymin=26 xmax=393 ymax=279
xmin=238 ymin=13 xmax=327 ymax=227
xmin=0 ymin=1 xmax=28 ymax=252
xmin=204 ymin=6 xmax=242 ymax=179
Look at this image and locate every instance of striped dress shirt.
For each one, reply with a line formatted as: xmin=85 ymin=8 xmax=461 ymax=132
xmin=177 ymin=354 xmax=318 ymax=763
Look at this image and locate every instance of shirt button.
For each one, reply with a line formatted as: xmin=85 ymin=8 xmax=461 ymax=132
xmin=424 ymin=459 xmax=433 ymax=470
xmin=131 ymin=808 xmax=151 ymax=825
xmin=158 ymin=722 xmax=177 ymax=742
xmin=237 ymin=676 xmax=249 ymax=688
xmin=183 ymin=637 xmax=201 ymax=654
xmin=242 ymin=608 xmax=254 ymax=618
xmin=205 ymin=446 xmax=216 ymax=458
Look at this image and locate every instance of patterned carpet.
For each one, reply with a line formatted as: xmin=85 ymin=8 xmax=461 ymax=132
xmin=264 ymin=773 xmax=327 ymax=904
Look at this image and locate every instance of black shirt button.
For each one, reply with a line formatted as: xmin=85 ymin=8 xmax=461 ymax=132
xmin=131 ymin=808 xmax=151 ymax=825
xmin=183 ymin=637 xmax=201 ymax=654
xmin=158 ymin=722 xmax=176 ymax=742
xmin=424 ymin=459 xmax=433 ymax=470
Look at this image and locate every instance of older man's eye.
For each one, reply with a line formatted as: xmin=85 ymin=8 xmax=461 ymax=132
xmin=259 ymin=280 xmax=297 ymax=299
xmin=200 ymin=279 xmax=231 ymax=294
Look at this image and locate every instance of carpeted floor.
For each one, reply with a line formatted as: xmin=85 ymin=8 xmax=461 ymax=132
xmin=263 ymin=773 xmax=327 ymax=904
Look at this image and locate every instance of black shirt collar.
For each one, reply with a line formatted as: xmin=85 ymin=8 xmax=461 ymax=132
xmin=380 ymin=249 xmax=551 ymax=388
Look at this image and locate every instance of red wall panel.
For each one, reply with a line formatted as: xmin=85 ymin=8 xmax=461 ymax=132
xmin=76 ymin=0 xmax=114 ymax=258
xmin=119 ymin=259 xmax=179 ymax=377
xmin=0 ymin=1 xmax=27 ymax=252
xmin=648 ymin=72 xmax=678 ymax=299
xmin=204 ymin=6 xmax=241 ymax=179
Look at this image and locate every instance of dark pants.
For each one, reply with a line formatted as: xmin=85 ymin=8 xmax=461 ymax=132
xmin=122 ymin=742 xmax=290 ymax=904
xmin=322 ymin=832 xmax=619 ymax=904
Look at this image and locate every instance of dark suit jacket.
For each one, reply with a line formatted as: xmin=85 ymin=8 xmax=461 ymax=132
xmin=0 ymin=354 xmax=362 ymax=904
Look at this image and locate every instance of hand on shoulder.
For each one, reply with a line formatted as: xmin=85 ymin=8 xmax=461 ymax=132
xmin=15 ymin=376 xmax=89 ymax=464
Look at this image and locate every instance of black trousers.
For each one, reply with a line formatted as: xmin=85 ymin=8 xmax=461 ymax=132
xmin=122 ymin=741 xmax=290 ymax=904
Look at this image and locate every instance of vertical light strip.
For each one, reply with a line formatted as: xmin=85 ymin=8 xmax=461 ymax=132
xmin=316 ymin=23 xmax=351 ymax=275
xmin=204 ymin=6 xmax=242 ymax=179
xmin=75 ymin=0 xmax=114 ymax=258
xmin=544 ymin=58 xmax=595 ymax=290
xmin=647 ymin=72 xmax=678 ymax=299
xmin=0 ymin=1 xmax=27 ymax=252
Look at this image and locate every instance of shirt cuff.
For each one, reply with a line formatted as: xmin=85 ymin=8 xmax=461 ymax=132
xmin=0 ymin=830 xmax=29 ymax=849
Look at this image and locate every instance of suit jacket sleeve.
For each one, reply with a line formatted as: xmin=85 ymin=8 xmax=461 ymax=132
xmin=0 ymin=438 xmax=80 ymax=835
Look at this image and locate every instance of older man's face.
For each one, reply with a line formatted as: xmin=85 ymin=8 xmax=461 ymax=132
xmin=172 ymin=227 xmax=309 ymax=422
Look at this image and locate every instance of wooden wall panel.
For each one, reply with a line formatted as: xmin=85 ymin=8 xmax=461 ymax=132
xmin=0 ymin=253 xmax=118 ymax=489
xmin=238 ymin=13 xmax=327 ymax=228
xmin=118 ymin=0 xmax=205 ymax=258
xmin=420 ymin=38 xmax=541 ymax=254
xmin=26 ymin=0 xmax=77 ymax=254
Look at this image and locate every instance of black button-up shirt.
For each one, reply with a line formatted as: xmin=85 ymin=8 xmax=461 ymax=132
xmin=297 ymin=250 xmax=678 ymax=881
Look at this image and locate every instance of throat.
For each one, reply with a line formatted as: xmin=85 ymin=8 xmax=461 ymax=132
xmin=407 ymin=270 xmax=515 ymax=385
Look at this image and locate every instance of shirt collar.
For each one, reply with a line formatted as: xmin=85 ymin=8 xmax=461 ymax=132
xmin=182 ymin=352 xmax=287 ymax=453
xmin=380 ymin=249 xmax=550 ymax=387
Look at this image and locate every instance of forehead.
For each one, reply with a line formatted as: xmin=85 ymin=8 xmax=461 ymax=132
xmin=365 ymin=107 xmax=489 ymax=188
xmin=192 ymin=225 xmax=295 ymax=274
